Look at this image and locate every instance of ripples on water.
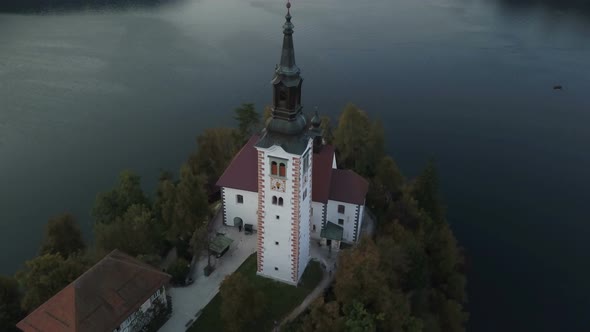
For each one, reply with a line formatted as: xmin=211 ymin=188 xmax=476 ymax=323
xmin=0 ymin=0 xmax=589 ymax=331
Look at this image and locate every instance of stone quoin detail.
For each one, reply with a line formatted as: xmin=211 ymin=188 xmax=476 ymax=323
xmin=214 ymin=0 xmax=369 ymax=286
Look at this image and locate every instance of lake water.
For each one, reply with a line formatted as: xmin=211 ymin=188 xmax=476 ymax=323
xmin=1 ymin=0 xmax=589 ymax=330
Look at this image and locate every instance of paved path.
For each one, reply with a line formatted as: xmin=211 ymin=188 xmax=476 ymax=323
xmin=278 ymin=241 xmax=339 ymax=329
xmin=279 ymin=269 xmax=334 ymax=326
xmin=159 ymin=218 xmax=257 ymax=332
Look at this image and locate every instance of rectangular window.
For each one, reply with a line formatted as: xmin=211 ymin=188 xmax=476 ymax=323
xmin=302 ymin=189 xmax=307 ymax=201
xmin=237 ymin=195 xmax=244 ymax=204
xmin=302 ymin=151 xmax=309 ymax=175
xmin=338 ymin=204 xmax=345 ymax=214
xmin=338 ymin=218 xmax=344 ymax=225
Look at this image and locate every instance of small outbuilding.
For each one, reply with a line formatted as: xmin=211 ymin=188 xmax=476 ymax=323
xmin=209 ymin=234 xmax=234 ymax=258
xmin=320 ymin=221 xmax=344 ymax=251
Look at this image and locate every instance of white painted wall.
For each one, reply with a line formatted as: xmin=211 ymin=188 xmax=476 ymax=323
xmin=222 ymin=188 xmax=258 ymax=229
xmin=297 ymin=141 xmax=312 ymax=280
xmin=114 ymin=286 xmax=167 ymax=332
xmin=257 ymin=145 xmax=297 ymax=284
xmin=256 ymin=139 xmax=313 ymax=285
xmin=357 ymin=205 xmax=365 ymax=241
xmin=326 ymin=200 xmax=359 ymax=244
xmin=310 ymin=201 xmax=325 ymax=241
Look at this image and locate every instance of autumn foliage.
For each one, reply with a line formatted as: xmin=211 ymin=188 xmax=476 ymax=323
xmin=289 ymin=104 xmax=468 ymax=332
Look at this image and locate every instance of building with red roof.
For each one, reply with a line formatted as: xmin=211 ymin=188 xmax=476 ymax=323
xmin=16 ymin=250 xmax=171 ymax=332
xmin=217 ymin=134 xmax=369 ymax=249
xmin=216 ymin=2 xmax=369 ymax=285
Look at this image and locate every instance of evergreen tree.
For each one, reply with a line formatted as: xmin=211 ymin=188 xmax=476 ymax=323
xmin=333 ymin=104 xmax=384 ymax=177
xmin=233 ymin=103 xmax=260 ymax=145
xmin=92 ymin=170 xmax=150 ymax=225
xmin=169 ymin=163 xmax=210 ymax=241
xmin=39 ymin=213 xmax=85 ymax=258
xmin=0 ymin=275 xmax=23 ymax=332
xmin=412 ymin=160 xmax=445 ymax=223
xmin=188 ymin=127 xmax=238 ymax=189
xmin=16 ymin=253 xmax=90 ymax=312
xmin=300 ymin=298 xmax=345 ymax=332
xmin=94 ymin=204 xmax=159 ymax=257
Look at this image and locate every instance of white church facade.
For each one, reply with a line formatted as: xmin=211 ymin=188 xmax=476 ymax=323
xmin=216 ymin=1 xmax=369 ymax=285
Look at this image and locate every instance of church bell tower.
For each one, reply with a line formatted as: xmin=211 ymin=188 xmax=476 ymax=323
xmin=254 ymin=0 xmax=313 ymax=285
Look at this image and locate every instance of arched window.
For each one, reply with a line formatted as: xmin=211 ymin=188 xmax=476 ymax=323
xmin=277 ymin=90 xmax=288 ymax=108
xmin=272 ymin=196 xmax=277 ymax=205
xmin=271 ymin=161 xmax=278 ymax=175
xmin=278 ymin=197 xmax=284 ymax=206
xmin=279 ymin=163 xmax=286 ymax=177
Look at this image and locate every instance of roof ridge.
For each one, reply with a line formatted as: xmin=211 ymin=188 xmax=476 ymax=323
xmin=223 ymin=135 xmax=258 ymax=168
xmin=106 ymin=252 xmax=171 ymax=278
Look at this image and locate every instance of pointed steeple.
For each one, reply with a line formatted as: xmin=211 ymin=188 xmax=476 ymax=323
xmin=258 ymin=0 xmax=308 ymax=147
xmin=277 ymin=1 xmax=299 ymax=76
xmin=257 ymin=1 xmax=310 ymax=154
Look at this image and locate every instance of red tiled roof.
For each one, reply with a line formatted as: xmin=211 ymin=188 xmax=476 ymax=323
xmin=215 ymin=135 xmax=260 ymax=192
xmin=329 ymin=169 xmax=370 ymax=205
xmin=17 ymin=250 xmax=171 ymax=332
xmin=216 ymin=136 xmax=366 ymax=205
xmin=312 ymin=145 xmax=335 ymax=203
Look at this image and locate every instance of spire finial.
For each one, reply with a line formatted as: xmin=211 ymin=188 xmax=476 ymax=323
xmin=285 ymin=1 xmax=292 ymax=22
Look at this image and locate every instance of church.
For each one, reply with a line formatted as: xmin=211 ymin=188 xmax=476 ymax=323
xmin=216 ymin=1 xmax=369 ymax=286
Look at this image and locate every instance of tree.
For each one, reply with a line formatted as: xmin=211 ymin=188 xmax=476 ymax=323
xmin=334 ymin=238 xmax=420 ymax=332
xmin=220 ymin=272 xmax=265 ymax=332
xmin=153 ymin=174 xmax=177 ymax=228
xmin=39 ymin=213 xmax=85 ymax=258
xmin=333 ymin=104 xmax=384 ymax=177
xmin=387 ymin=188 xmax=426 ymax=231
xmin=300 ymin=298 xmax=345 ymax=332
xmin=166 ymin=164 xmax=210 ymax=241
xmin=377 ymin=156 xmax=404 ymax=195
xmin=320 ymin=115 xmax=335 ymax=145
xmin=16 ymin=253 xmax=90 ymax=312
xmin=95 ymin=204 xmax=158 ymax=257
xmin=412 ymin=160 xmax=444 ymax=223
xmin=233 ymin=103 xmax=260 ymax=145
xmin=92 ymin=170 xmax=150 ymax=225
xmin=343 ymin=301 xmax=382 ymax=332
xmin=0 ymin=275 xmax=23 ymax=332
xmin=368 ymin=156 xmax=405 ymax=217
xmin=188 ymin=127 xmax=238 ymax=188
xmin=190 ymin=225 xmax=209 ymax=266
xmin=334 ymin=239 xmax=385 ymax=307
xmin=167 ymin=258 xmax=190 ymax=284
xmin=423 ymin=222 xmax=466 ymax=305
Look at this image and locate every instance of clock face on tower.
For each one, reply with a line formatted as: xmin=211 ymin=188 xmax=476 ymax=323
xmin=271 ymin=178 xmax=286 ymax=193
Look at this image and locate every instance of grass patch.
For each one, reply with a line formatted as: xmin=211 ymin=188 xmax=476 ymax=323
xmin=189 ymin=254 xmax=323 ymax=332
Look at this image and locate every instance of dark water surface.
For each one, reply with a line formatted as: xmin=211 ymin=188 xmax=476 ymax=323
xmin=1 ymin=0 xmax=589 ymax=330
